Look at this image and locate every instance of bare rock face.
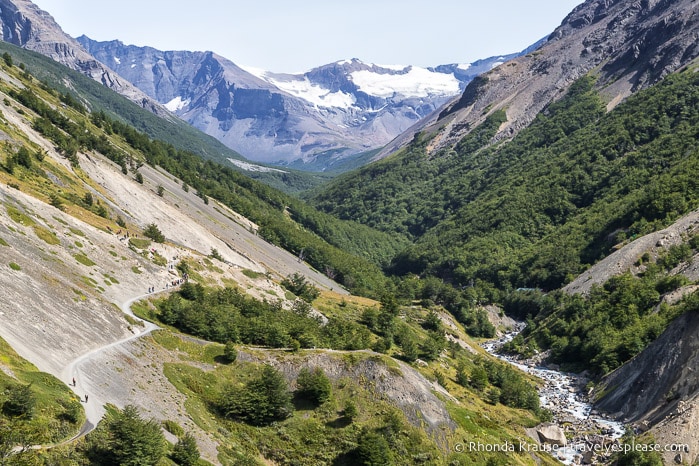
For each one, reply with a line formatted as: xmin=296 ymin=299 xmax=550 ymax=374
xmin=595 ymin=311 xmax=699 ymax=425
xmin=536 ymin=423 xmax=567 ymax=446
xmin=381 ymin=0 xmax=699 ymax=159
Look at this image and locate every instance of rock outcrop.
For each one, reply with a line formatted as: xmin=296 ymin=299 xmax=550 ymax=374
xmin=378 ymin=0 xmax=699 ymax=160
xmin=595 ymin=311 xmax=699 ymax=425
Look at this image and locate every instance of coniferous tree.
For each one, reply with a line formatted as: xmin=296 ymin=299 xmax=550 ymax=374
xmin=296 ymin=367 xmax=332 ymax=405
xmin=171 ymin=432 xmax=200 ymax=466
xmin=222 ymin=365 xmax=292 ymax=426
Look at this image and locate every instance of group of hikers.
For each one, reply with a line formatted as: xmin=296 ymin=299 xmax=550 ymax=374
xmin=147 ymin=272 xmax=189 ymax=294
xmin=71 ymin=377 xmax=88 ymax=403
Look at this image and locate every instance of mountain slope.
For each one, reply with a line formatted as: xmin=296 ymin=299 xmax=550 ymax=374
xmin=0 ymin=56 xmax=557 ymax=466
xmin=0 ymin=0 xmax=168 ymax=114
xmin=77 ymin=36 xmax=522 ymax=168
xmin=378 ymin=0 xmax=699 ymax=159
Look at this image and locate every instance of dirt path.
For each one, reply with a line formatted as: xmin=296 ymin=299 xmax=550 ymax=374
xmin=59 ymin=293 xmax=160 ymax=435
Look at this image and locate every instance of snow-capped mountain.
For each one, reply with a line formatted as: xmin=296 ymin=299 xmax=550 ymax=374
xmin=77 ymin=36 xmax=526 ymax=168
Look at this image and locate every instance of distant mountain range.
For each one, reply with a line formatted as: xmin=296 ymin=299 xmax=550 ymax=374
xmin=77 ymin=37 xmax=536 ymax=169
xmin=0 ymin=0 xmax=541 ymax=171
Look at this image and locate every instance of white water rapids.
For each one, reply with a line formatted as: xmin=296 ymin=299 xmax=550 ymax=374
xmin=482 ymin=327 xmax=625 ymax=464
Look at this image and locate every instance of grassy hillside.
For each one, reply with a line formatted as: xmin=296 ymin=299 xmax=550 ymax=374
xmin=0 ymin=41 xmax=333 ymax=194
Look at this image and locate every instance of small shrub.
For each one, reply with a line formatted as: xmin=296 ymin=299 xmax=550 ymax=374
xmin=162 ymin=420 xmax=185 ymax=437
xmin=223 ymin=342 xmax=238 ymax=364
xmin=9 ymin=262 xmax=21 ymax=271
xmin=171 ymin=432 xmax=200 ymax=466
xmin=296 ymin=367 xmax=332 ymax=405
xmin=2 ymin=384 xmax=35 ymax=418
xmin=74 ymin=253 xmax=96 ymax=267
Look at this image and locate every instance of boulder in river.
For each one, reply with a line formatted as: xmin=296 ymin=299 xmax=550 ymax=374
xmin=537 ymin=423 xmax=567 ymax=446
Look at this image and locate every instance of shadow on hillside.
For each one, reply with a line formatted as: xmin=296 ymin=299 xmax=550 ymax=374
xmin=325 ymin=416 xmax=352 ymax=429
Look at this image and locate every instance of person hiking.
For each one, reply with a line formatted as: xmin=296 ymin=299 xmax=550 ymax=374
xmin=85 ymin=394 xmax=88 ymax=403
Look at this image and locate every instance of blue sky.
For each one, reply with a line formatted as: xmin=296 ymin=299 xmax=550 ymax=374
xmin=32 ymin=0 xmax=584 ymax=73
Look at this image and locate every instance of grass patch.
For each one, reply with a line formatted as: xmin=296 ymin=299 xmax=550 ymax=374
xmin=74 ymin=253 xmax=95 ymax=267
xmin=0 ymin=237 xmax=8 ymax=246
xmin=9 ymin=262 xmax=21 ymax=271
xmin=74 ymin=241 xmax=83 ymax=248
xmin=131 ymin=266 xmax=142 ymax=274
xmin=103 ymin=273 xmax=119 ymax=284
xmin=6 ymin=205 xmax=35 ymax=226
xmin=81 ymin=275 xmax=98 ymax=287
xmin=123 ymin=313 xmax=145 ymax=328
xmin=242 ymin=269 xmax=264 ymax=279
xmin=108 ymin=250 xmax=118 ymax=257
xmin=68 ymin=227 xmax=85 ymax=237
xmin=33 ymin=225 xmax=60 ymax=245
xmin=152 ymin=250 xmax=167 ymax=266
xmin=151 ymin=330 xmax=223 ymax=364
xmin=129 ymin=238 xmax=151 ymax=249
xmin=72 ymin=288 xmax=87 ymax=301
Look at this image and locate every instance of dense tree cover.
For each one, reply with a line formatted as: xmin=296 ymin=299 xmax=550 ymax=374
xmin=158 ymin=283 xmax=373 ymax=350
xmin=82 ymin=405 xmax=166 ymax=466
xmin=312 ymin=71 xmax=699 ymax=297
xmin=504 ymin=241 xmax=699 ymax=376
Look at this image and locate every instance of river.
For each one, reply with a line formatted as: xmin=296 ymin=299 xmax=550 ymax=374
xmin=482 ymin=327 xmax=626 ymax=465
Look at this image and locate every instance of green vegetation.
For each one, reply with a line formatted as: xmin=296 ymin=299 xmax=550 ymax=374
xmin=74 ymin=253 xmax=96 ymax=267
xmin=33 ymin=225 xmax=60 ymax=245
xmin=8 ymin=262 xmax=21 ymax=271
xmin=313 ymin=71 xmax=699 ymax=295
xmin=308 ymin=69 xmax=699 ymax=373
xmin=281 ymin=272 xmax=321 ymax=303
xmin=296 ymin=367 xmax=332 ymax=405
xmin=220 ymin=364 xmax=293 ymax=426
xmin=81 ymin=404 xmax=166 ymax=465
xmin=171 ymin=432 xmax=201 ymax=465
xmin=143 ymin=223 xmax=165 ymax=243
xmin=505 ymin=240 xmax=699 ymax=376
xmin=0 ymin=337 xmax=84 ymax=458
xmin=156 ymin=283 xmax=372 ymax=350
xmin=128 ymin=238 xmax=151 ymax=250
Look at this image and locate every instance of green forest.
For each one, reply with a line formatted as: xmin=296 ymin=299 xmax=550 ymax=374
xmin=0 ymin=32 xmax=697 ymax=465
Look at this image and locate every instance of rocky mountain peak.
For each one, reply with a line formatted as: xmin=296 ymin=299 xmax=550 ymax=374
xmin=0 ymin=0 xmax=170 ymax=115
xmin=413 ymin=0 xmax=699 ymax=157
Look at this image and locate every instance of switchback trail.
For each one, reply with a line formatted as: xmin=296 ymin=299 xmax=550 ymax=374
xmin=58 ymin=292 xmax=160 ymax=440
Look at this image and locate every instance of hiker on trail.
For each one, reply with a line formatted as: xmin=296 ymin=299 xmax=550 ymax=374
xmin=85 ymin=394 xmax=88 ymax=403
xmin=72 ymin=377 xmax=75 ymax=386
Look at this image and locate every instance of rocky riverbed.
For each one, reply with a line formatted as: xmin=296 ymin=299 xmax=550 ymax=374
xmin=483 ymin=328 xmax=625 ymax=465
